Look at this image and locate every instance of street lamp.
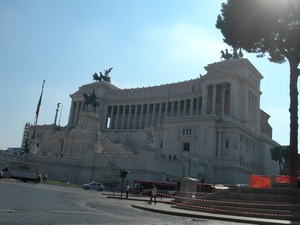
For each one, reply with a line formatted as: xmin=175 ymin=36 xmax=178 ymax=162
xmin=113 ymin=170 xmax=116 ymax=197
xmin=120 ymin=170 xmax=129 ymax=198
xmin=162 ymin=172 xmax=166 ymax=200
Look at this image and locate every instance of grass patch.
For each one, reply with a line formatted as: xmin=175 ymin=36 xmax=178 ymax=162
xmin=46 ymin=180 xmax=81 ymax=188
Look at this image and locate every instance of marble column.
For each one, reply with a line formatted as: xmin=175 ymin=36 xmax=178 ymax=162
xmin=196 ymin=97 xmax=200 ymax=115
xmin=121 ymin=105 xmax=125 ymax=129
xmin=133 ymin=104 xmax=138 ymax=129
xmin=115 ymin=105 xmax=120 ymax=129
xmin=145 ymin=104 xmax=150 ymax=127
xmin=220 ymin=82 xmax=227 ymax=118
xmin=212 ymin=84 xmax=216 ymax=114
xmin=151 ymin=103 xmax=156 ymax=126
xmin=139 ymin=104 xmax=144 ymax=129
xmin=217 ymin=126 xmax=223 ymax=159
xmin=189 ymin=98 xmax=193 ymax=116
xmin=74 ymin=101 xmax=80 ymax=126
xmin=171 ymin=101 xmax=174 ymax=117
xmin=109 ymin=105 xmax=114 ymax=129
xmin=201 ymin=85 xmax=208 ymax=115
xmin=127 ymin=105 xmax=132 ymax=129
xmin=158 ymin=102 xmax=162 ymax=124
xmin=68 ymin=101 xmax=76 ymax=125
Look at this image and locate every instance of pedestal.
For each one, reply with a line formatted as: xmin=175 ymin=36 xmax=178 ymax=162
xmin=29 ymin=137 xmax=38 ymax=154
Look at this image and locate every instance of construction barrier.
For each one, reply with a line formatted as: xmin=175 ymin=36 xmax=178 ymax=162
xmin=249 ymin=174 xmax=299 ymax=188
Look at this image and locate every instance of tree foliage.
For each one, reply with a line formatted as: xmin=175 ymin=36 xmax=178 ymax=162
xmin=216 ymin=0 xmax=300 ymax=177
xmin=270 ymin=146 xmax=290 ymax=175
xmin=270 ymin=145 xmax=300 ymax=174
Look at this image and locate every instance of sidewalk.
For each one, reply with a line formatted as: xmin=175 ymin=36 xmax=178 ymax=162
xmin=106 ymin=194 xmax=300 ymax=225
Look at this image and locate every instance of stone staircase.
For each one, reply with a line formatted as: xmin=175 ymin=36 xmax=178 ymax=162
xmin=173 ymin=185 xmax=300 ymax=221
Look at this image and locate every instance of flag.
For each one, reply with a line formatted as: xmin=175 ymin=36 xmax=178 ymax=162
xmin=35 ymin=93 xmax=42 ymax=116
xmin=35 ymin=80 xmax=46 ymax=117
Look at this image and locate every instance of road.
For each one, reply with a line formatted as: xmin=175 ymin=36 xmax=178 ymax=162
xmin=0 ymin=180 xmax=252 ymax=225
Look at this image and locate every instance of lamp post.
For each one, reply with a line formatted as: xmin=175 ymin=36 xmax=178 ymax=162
xmin=113 ymin=170 xmax=116 ymax=197
xmin=161 ymin=172 xmax=166 ymax=200
xmin=120 ymin=170 xmax=129 ymax=198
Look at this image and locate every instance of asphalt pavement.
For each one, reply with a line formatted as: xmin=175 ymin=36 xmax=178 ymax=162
xmin=107 ymin=193 xmax=300 ymax=225
xmin=2 ymin=179 xmax=299 ymax=225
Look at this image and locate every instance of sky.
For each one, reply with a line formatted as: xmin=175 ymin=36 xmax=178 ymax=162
xmin=0 ymin=0 xmax=295 ymax=151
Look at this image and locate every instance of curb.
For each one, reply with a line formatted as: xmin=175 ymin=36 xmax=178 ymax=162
xmin=105 ymin=194 xmax=300 ymax=225
xmin=131 ymin=203 xmax=300 ymax=225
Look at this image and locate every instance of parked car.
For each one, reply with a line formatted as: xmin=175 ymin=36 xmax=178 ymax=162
xmin=82 ymin=182 xmax=105 ymax=191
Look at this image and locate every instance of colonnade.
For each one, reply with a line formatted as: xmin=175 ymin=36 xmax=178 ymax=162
xmin=67 ymin=82 xmax=235 ymax=129
xmin=67 ymin=81 xmax=263 ymax=134
xmin=68 ymin=101 xmax=84 ymax=126
xmin=106 ymin=97 xmax=202 ymax=130
xmin=248 ymin=90 xmax=259 ymax=126
xmin=205 ymin=83 xmax=231 ymax=117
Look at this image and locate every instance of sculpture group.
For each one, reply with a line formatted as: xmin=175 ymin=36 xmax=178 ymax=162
xmin=220 ymin=48 xmax=243 ymax=61
xmin=93 ymin=68 xmax=113 ymax=83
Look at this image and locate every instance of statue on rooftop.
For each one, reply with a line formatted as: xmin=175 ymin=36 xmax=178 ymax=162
xmin=220 ymin=48 xmax=243 ymax=61
xmin=220 ymin=49 xmax=232 ymax=61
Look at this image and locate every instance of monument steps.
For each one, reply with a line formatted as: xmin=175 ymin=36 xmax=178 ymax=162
xmin=172 ymin=203 xmax=298 ymax=220
xmin=174 ymin=186 xmax=300 ymax=221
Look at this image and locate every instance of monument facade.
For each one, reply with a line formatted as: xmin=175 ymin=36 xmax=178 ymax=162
xmin=8 ymin=58 xmax=279 ymax=186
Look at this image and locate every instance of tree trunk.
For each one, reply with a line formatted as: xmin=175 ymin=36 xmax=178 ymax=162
xmin=289 ymin=61 xmax=299 ymax=177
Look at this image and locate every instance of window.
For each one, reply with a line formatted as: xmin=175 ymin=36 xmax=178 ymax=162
xmin=182 ymin=128 xmax=192 ymax=135
xmin=225 ymin=140 xmax=229 ymax=148
xmin=183 ymin=142 xmax=190 ymax=151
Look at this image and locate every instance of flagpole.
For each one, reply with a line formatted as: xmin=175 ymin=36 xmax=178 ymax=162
xmin=32 ymin=80 xmax=46 ymax=139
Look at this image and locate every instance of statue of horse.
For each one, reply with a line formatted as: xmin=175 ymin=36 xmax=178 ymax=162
xmin=83 ymin=92 xmax=100 ymax=112
xmin=92 ymin=71 xmax=111 ymax=83
xmin=99 ymin=72 xmax=111 ymax=83
xmin=93 ymin=73 xmax=101 ymax=82
xmin=220 ymin=49 xmax=233 ymax=61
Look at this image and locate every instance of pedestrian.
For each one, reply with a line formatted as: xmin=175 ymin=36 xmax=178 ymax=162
xmin=139 ymin=185 xmax=144 ymax=196
xmin=43 ymin=173 xmax=47 ymax=183
xmin=0 ymin=170 xmax=3 ymax=179
xmin=37 ymin=172 xmax=41 ymax=182
xmin=148 ymin=185 xmax=157 ymax=204
xmin=125 ymin=184 xmax=130 ymax=198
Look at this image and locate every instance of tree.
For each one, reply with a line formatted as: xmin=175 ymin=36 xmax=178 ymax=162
xmin=270 ymin=146 xmax=290 ymax=175
xmin=216 ymin=0 xmax=300 ymax=177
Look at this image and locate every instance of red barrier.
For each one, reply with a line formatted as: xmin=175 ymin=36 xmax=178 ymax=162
xmin=249 ymin=174 xmax=270 ymax=188
xmin=249 ymin=174 xmax=299 ymax=188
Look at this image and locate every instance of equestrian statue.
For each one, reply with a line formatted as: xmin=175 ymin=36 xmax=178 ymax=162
xmin=93 ymin=67 xmax=113 ymax=83
xmin=83 ymin=89 xmax=100 ymax=112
